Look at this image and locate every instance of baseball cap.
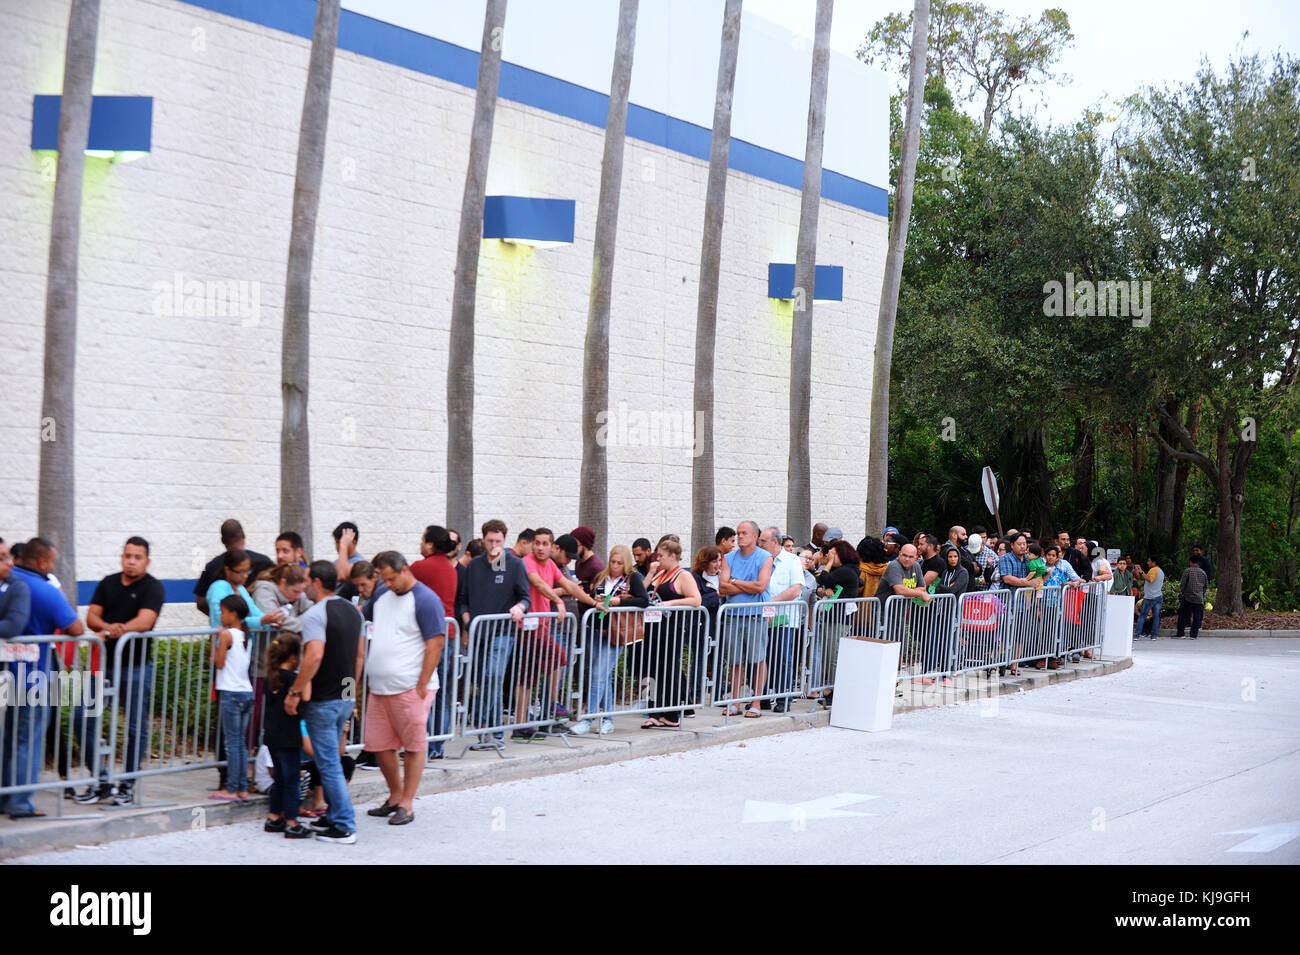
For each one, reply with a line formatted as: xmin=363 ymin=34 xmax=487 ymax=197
xmin=824 ymin=527 xmax=844 ymax=543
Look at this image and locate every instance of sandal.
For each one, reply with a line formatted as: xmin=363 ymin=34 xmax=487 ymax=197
xmin=657 ymin=719 xmax=680 ymax=728
xmin=722 ymin=705 xmax=741 ymax=717
xmin=641 ymin=718 xmax=663 ymax=729
xmin=743 ymin=705 xmax=761 ymax=718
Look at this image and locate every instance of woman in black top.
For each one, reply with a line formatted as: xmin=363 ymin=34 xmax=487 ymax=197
xmin=641 ymin=540 xmax=702 ymax=729
xmin=934 ymin=544 xmax=970 ymax=599
xmin=810 ymin=541 xmax=862 ymax=703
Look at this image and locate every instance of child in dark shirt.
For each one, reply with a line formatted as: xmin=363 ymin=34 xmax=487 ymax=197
xmin=262 ymin=634 xmax=311 ymax=839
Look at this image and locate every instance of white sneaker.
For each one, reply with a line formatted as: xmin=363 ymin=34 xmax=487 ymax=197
xmin=599 ymin=718 xmax=615 ymax=735
xmin=571 ymin=720 xmax=592 ymax=735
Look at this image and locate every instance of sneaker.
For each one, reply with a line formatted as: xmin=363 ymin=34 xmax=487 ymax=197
xmin=599 ymin=718 xmax=615 ymax=735
xmin=109 ymin=785 xmax=135 ymax=806
xmin=264 ymin=817 xmax=287 ymax=833
xmin=308 ymin=816 xmax=333 ymax=832
xmin=355 ymin=752 xmax=380 ymax=771
xmin=552 ymin=704 xmax=571 ymax=720
xmin=314 ymin=826 xmax=357 ymax=844
xmin=73 ymin=784 xmax=113 ymax=805
xmin=571 ymin=720 xmax=592 ymax=735
xmin=283 ymin=822 xmax=313 ymax=839
xmin=510 ymin=728 xmax=536 ymax=742
xmin=771 ymin=700 xmax=788 ymax=713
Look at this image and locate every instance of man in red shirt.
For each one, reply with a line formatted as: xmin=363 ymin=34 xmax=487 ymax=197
xmin=514 ymin=528 xmax=598 ymax=739
xmin=409 ymin=525 xmax=460 ymax=757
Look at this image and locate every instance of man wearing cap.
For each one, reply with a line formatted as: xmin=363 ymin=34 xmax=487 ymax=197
xmin=570 ymin=526 xmax=605 ymax=590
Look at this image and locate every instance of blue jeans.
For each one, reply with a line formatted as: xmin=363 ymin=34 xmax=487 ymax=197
xmin=471 ymin=632 xmax=514 ymax=738
xmin=302 ymin=698 xmax=356 ymax=834
xmin=267 ymin=745 xmax=302 ymax=819
xmin=585 ymin=639 xmax=619 ymax=715
xmin=74 ymin=663 xmax=152 ymax=785
xmin=0 ymin=688 xmax=50 ymax=815
xmin=1136 ymin=595 xmax=1163 ymax=637
xmin=219 ymin=690 xmax=254 ymax=792
xmin=427 ymin=649 xmax=455 ymax=757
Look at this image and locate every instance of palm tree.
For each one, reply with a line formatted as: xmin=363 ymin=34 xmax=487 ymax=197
xmin=280 ymin=0 xmax=340 ymax=559
xmin=38 ymin=0 xmax=100 ymax=602
xmin=865 ymin=0 xmax=929 ymax=534
xmin=690 ymin=0 xmax=744 ymax=558
xmin=447 ymin=0 xmax=508 ymax=538
xmin=579 ymin=0 xmax=639 ymax=556
xmin=785 ymin=0 xmax=833 ymax=546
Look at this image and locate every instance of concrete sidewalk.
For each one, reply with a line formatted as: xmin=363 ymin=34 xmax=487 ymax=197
xmin=0 ymin=655 xmax=1131 ymax=860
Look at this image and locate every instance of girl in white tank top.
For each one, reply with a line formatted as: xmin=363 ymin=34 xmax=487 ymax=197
xmin=213 ymin=594 xmax=256 ymax=799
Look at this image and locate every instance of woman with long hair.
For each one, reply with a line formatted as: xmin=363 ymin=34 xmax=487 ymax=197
xmin=573 ymin=545 xmax=648 ymax=736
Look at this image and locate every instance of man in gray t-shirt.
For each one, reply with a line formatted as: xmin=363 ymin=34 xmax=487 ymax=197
xmin=1135 ymin=557 xmax=1166 ymax=639
xmin=1175 ymin=555 xmax=1209 ymax=640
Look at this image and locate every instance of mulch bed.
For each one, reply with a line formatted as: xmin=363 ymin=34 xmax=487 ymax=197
xmin=1197 ymin=611 xmax=1300 ymax=630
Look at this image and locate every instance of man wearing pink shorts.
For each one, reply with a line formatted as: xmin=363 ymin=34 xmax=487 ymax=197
xmin=361 ymin=551 xmax=447 ymax=826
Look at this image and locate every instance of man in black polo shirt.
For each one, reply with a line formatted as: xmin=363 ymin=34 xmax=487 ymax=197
xmin=72 ymin=536 xmax=166 ymax=805
xmin=194 ymin=519 xmax=273 ymax=617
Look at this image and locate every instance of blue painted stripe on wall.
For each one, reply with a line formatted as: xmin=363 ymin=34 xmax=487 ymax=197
xmin=77 ymin=579 xmax=197 ymax=605
xmin=176 ymin=0 xmax=888 ymax=216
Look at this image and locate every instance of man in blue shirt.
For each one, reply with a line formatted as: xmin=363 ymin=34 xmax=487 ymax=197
xmin=718 ymin=521 xmax=774 ymax=718
xmin=2 ymin=538 xmax=85 ymax=818
xmin=0 ymin=538 xmax=31 ymax=639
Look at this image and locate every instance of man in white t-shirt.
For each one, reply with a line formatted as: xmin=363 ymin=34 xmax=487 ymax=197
xmin=361 ymin=551 xmax=446 ymax=827
xmin=760 ymin=526 xmax=806 ymax=713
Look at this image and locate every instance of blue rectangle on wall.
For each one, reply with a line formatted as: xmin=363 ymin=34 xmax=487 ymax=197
xmin=31 ymin=95 xmax=154 ymax=152
xmin=483 ymin=195 xmax=576 ymax=244
xmin=767 ymin=263 xmax=844 ymax=301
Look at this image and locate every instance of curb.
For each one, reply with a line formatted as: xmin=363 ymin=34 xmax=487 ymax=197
xmin=1155 ymin=628 xmax=1300 ymax=638
xmin=0 ymin=656 xmax=1133 ymax=859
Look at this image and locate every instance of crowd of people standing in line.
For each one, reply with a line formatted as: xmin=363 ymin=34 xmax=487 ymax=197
xmin=0 ymin=514 xmax=1216 ymax=840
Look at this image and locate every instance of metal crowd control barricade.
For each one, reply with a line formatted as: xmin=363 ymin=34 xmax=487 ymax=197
xmin=455 ymin=611 xmax=576 ymax=757
xmin=711 ymin=599 xmax=806 ymax=718
xmin=955 ymin=590 xmax=1012 ymax=675
xmin=105 ymin=627 xmax=226 ymax=807
xmin=805 ymin=597 xmax=881 ymax=698
xmin=0 ymin=634 xmax=108 ymax=820
xmin=881 ymin=592 xmax=958 ymax=682
xmin=1056 ymin=581 xmax=1107 ymax=660
xmin=574 ymin=604 xmax=711 ymax=725
xmin=1004 ymin=585 xmax=1063 ymax=669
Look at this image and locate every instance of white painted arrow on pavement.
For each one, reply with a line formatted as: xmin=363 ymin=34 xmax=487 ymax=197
xmin=742 ymin=792 xmax=879 ymax=824
xmin=1218 ymin=820 xmax=1300 ymax=853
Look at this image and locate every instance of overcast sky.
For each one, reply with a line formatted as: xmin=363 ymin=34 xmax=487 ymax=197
xmin=747 ymin=0 xmax=1300 ymax=127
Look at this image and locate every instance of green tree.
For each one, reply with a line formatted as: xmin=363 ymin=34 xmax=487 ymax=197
xmin=1119 ymin=54 xmax=1300 ymax=615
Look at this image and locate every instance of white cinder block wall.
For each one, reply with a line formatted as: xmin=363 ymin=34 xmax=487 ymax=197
xmin=0 ymin=0 xmax=888 ymax=614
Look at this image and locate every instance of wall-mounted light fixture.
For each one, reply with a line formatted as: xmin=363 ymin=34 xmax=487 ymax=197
xmin=31 ymin=95 xmax=153 ymax=162
xmin=767 ymin=263 xmax=844 ymax=302
xmin=483 ymin=195 xmax=575 ymax=248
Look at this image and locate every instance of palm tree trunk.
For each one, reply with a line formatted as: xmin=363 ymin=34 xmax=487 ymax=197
xmin=785 ymin=0 xmax=833 ymax=546
xmin=281 ymin=0 xmax=340 ymax=559
xmin=690 ymin=0 xmax=743 ymax=557
xmin=447 ymin=0 xmax=508 ymax=537
xmin=579 ymin=0 xmax=638 ymax=557
xmin=865 ymin=0 xmax=929 ymax=535
xmin=38 ymin=0 xmax=100 ymax=603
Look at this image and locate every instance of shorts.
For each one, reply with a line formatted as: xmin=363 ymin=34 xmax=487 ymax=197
xmin=363 ymin=687 xmax=436 ymax=753
xmin=513 ymin=624 xmax=568 ymax=685
xmin=724 ymin=614 xmax=768 ymax=665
